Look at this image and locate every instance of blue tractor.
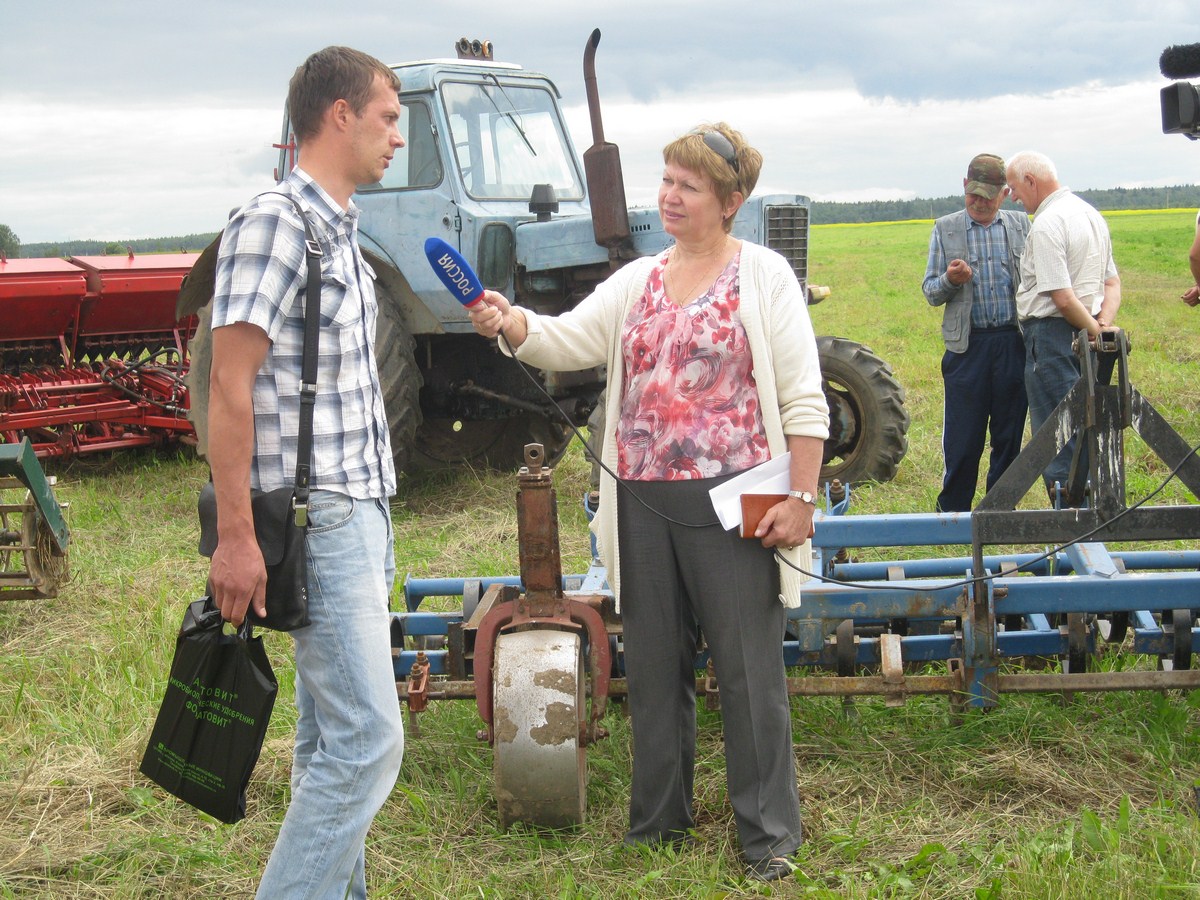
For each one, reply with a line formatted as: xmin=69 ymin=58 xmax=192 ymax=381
xmin=271 ymin=32 xmax=909 ymax=484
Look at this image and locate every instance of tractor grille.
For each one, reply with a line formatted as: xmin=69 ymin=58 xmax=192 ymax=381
xmin=764 ymin=204 xmax=809 ymax=285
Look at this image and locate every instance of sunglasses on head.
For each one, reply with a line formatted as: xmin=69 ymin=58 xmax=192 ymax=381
xmin=690 ymin=129 xmax=739 ymax=174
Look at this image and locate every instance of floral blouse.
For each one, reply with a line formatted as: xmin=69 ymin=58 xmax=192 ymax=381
xmin=616 ymin=248 xmax=770 ymax=480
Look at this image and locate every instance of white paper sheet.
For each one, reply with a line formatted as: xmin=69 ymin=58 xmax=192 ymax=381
xmin=708 ymin=452 xmax=792 ymax=531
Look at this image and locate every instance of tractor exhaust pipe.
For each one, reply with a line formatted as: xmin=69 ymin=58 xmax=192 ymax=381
xmin=582 ymin=28 xmax=631 ymax=257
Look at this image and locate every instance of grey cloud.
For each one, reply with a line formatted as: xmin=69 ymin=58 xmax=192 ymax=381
xmin=5 ymin=1 xmax=1195 ymax=108
xmin=4 ymin=0 xmax=1199 ymax=242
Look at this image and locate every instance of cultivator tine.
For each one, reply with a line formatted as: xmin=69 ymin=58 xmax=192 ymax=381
xmin=879 ymin=633 xmax=905 ymax=707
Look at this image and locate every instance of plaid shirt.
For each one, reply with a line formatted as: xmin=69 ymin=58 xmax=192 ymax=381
xmin=212 ymin=168 xmax=396 ymax=498
xmin=923 ymin=215 xmax=1018 ymax=329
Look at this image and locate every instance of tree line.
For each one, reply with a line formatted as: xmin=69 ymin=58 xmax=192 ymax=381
xmin=14 ymin=233 xmax=219 ymax=260
xmin=810 ymin=184 xmax=1200 ymax=225
xmin=6 ymin=184 xmax=1200 ymax=258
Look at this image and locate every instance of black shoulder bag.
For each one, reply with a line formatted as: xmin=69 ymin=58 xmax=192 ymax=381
xmin=197 ymin=194 xmax=321 ymax=631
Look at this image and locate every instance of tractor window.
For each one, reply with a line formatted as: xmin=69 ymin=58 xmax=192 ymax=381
xmin=358 ymin=99 xmax=442 ymax=192
xmin=440 ymin=79 xmax=583 ymax=202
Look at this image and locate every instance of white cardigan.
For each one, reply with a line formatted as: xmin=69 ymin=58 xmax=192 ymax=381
xmin=509 ymin=241 xmax=830 ymax=608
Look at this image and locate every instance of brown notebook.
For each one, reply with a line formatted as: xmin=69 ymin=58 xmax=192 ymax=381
xmin=739 ymin=493 xmax=788 ymax=539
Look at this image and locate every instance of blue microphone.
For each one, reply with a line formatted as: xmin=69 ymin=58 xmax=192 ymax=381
xmin=424 ymin=237 xmax=485 ymax=310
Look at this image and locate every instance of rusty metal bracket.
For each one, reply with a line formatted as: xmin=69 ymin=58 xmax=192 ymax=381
xmin=405 ymin=651 xmax=430 ymax=737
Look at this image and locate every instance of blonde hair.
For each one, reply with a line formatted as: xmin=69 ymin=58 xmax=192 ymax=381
xmin=663 ymin=123 xmax=763 ymax=231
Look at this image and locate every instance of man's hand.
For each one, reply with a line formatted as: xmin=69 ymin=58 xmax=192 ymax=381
xmin=946 ymin=258 xmax=973 ymax=286
xmin=210 ymin=532 xmax=268 ymax=626
xmin=1183 ymin=285 xmax=1200 ymax=307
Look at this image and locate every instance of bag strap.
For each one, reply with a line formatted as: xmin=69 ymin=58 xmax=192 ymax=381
xmin=279 ymin=193 xmax=322 ymax=528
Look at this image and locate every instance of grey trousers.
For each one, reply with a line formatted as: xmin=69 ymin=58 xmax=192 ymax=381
xmin=617 ymin=474 xmax=803 ymax=861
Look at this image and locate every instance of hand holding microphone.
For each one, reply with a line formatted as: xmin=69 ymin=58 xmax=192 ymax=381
xmin=423 ymin=237 xmax=525 ymax=345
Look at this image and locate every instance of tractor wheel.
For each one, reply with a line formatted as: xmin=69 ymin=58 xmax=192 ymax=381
xmin=413 ymin=413 xmax=571 ymax=471
xmin=375 ymin=284 xmax=423 ymax=475
xmin=374 ymin=275 xmax=569 ymax=474
xmin=817 ymin=336 xmax=910 ymax=486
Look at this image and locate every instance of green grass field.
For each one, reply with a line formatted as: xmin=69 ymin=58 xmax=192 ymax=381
xmin=1 ymin=210 xmax=1199 ymax=898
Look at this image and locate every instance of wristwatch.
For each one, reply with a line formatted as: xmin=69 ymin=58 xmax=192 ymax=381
xmin=788 ymin=490 xmax=817 ymax=505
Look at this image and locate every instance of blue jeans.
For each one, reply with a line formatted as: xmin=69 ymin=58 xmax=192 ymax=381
xmin=1022 ymin=316 xmax=1084 ymax=494
xmin=257 ymin=491 xmax=403 ymax=900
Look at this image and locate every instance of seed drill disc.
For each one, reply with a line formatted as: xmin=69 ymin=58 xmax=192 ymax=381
xmin=492 ymin=628 xmax=585 ymax=829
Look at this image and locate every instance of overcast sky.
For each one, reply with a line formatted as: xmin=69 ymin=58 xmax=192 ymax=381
xmin=3 ymin=1 xmax=1200 ymax=244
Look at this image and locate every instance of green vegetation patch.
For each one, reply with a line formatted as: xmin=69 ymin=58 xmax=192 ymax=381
xmin=2 ymin=211 xmax=1199 ymax=898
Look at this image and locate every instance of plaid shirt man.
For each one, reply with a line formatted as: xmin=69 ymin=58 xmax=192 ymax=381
xmin=212 ymin=167 xmax=395 ymax=498
xmin=924 ymin=214 xmax=1019 ymax=329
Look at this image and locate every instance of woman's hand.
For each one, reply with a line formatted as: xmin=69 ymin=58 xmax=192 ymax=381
xmin=468 ymin=290 xmax=529 ymax=348
xmin=468 ymin=290 xmax=512 ymax=338
xmin=754 ymin=496 xmax=816 ymax=551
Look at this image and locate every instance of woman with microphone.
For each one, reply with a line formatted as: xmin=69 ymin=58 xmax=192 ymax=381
xmin=467 ymin=123 xmax=829 ymax=883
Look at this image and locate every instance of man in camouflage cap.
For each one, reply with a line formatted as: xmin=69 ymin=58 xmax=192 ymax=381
xmin=920 ymin=153 xmax=1030 ymax=512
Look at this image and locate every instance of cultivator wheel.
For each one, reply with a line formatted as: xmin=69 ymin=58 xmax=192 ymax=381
xmin=492 ymin=628 xmax=586 ymax=829
xmin=1099 ymin=611 xmax=1130 ymax=644
xmin=0 ymin=485 xmax=68 ymax=599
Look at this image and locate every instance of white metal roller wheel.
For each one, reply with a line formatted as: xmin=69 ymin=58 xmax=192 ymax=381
xmin=492 ymin=628 xmax=586 ymax=828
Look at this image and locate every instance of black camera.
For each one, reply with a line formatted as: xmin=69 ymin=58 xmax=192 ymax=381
xmin=1162 ymin=82 xmax=1200 ymax=138
xmin=1160 ymin=44 xmax=1200 ymax=139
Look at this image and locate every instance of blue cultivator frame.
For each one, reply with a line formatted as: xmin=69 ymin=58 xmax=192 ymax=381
xmin=393 ymin=328 xmax=1200 ymax=724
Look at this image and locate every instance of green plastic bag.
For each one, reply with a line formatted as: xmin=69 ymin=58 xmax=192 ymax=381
xmin=140 ymin=596 xmax=277 ymax=823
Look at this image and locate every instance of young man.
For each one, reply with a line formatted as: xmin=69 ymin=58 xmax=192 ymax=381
xmin=1005 ymin=150 xmax=1121 ymax=505
xmin=921 ymin=153 xmax=1030 ymax=512
xmin=206 ymin=46 xmax=405 ymax=898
